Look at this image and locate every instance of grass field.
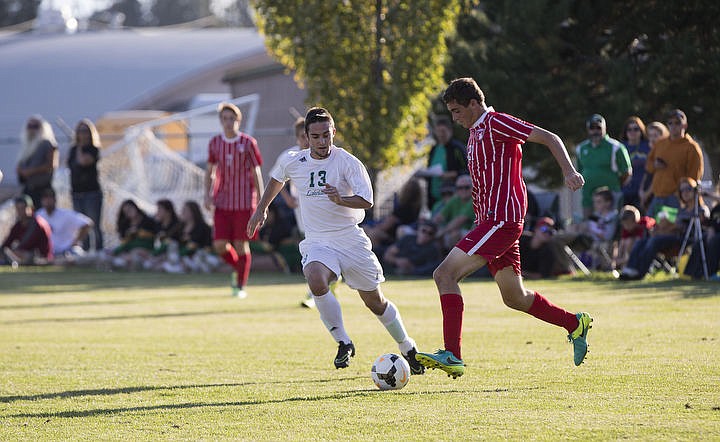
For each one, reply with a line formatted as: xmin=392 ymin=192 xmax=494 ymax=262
xmin=0 ymin=267 xmax=719 ymax=441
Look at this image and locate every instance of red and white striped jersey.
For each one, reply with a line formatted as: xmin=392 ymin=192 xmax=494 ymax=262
xmin=207 ymin=132 xmax=263 ymax=211
xmin=466 ymin=107 xmax=534 ymax=223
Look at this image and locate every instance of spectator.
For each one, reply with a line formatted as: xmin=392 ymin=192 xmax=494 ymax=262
xmin=613 ymin=205 xmax=655 ymax=270
xmin=431 ymin=184 xmax=456 ymax=218
xmin=638 ymin=121 xmax=670 ymax=211
xmin=153 ymin=199 xmax=182 ymax=253
xmin=620 ymin=177 xmax=709 ymax=280
xmin=111 ymin=199 xmax=158 ymax=269
xmin=1 ymin=195 xmax=53 ymax=265
xmin=619 ymin=116 xmax=650 ymax=211
xmin=67 ymin=119 xmax=104 ymax=251
xmin=383 ymin=220 xmax=441 ymax=276
xmin=162 ymin=200 xmax=216 ymax=274
xmin=419 ymin=117 xmax=468 ymax=209
xmin=432 ymin=174 xmax=475 ymax=252
xmin=16 ymin=116 xmax=59 ymax=208
xmin=575 ymin=114 xmax=632 ymax=217
xmin=520 ymin=217 xmax=560 ymax=279
xmin=36 ymin=187 xmax=93 ymax=260
xmin=364 ymin=177 xmax=423 ymax=252
xmin=645 ymin=109 xmax=703 ymax=218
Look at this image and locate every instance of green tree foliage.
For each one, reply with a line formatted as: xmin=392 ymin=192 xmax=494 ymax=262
xmin=0 ymin=0 xmax=40 ymax=27
xmin=254 ymin=0 xmax=460 ymax=180
xmin=443 ymin=1 xmax=720 ymax=187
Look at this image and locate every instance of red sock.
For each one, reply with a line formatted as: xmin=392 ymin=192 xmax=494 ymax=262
xmin=440 ymin=293 xmax=464 ymax=359
xmin=527 ymin=292 xmax=579 ymax=333
xmin=222 ymin=247 xmax=239 ymax=267
xmin=237 ymin=252 xmax=251 ymax=288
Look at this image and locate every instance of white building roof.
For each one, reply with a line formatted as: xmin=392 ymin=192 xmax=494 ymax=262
xmin=0 ymin=27 xmax=269 ymax=181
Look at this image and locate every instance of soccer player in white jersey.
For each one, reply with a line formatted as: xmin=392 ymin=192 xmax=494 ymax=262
xmin=248 ymin=107 xmax=424 ymax=373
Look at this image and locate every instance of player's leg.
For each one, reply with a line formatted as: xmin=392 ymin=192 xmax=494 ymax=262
xmin=213 ymin=209 xmax=243 ymax=296
xmin=357 ymin=287 xmax=425 ymax=375
xmin=494 ymin=267 xmax=592 ymax=366
xmin=230 ymin=209 xmax=255 ymax=296
xmin=415 ymin=247 xmax=485 ymax=378
xmin=231 ymin=239 xmax=250 ymax=295
xmin=301 ymin=242 xmax=353 ymax=368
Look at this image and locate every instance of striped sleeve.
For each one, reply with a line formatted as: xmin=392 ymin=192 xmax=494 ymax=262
xmin=491 ymin=113 xmax=534 ymax=142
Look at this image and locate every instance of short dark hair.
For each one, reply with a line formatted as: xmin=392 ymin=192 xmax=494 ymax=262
xmin=442 ymin=78 xmax=485 ymax=107
xmin=305 ymin=107 xmax=334 ymax=133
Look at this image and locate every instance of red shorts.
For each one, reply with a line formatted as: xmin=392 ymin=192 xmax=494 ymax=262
xmin=455 ymin=220 xmax=524 ymax=277
xmin=213 ymin=208 xmax=257 ymax=241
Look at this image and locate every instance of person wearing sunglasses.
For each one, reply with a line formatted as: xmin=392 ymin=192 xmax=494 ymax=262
xmin=575 ymin=113 xmax=632 ymax=218
xmin=644 ymin=109 xmax=704 ymax=219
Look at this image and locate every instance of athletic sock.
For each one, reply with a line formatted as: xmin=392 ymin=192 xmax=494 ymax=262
xmin=314 ymin=290 xmax=351 ymax=344
xmin=237 ymin=252 xmax=251 ymax=288
xmin=376 ymin=301 xmax=415 ymax=354
xmin=221 ymin=246 xmax=239 ymax=267
xmin=440 ymin=293 xmax=464 ymax=359
xmin=527 ymin=292 xmax=579 ymax=334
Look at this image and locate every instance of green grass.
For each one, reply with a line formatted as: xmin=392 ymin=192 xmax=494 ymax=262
xmin=0 ymin=267 xmax=719 ymax=441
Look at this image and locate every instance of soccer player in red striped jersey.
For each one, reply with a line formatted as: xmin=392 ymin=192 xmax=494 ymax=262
xmin=415 ymin=78 xmax=593 ymax=378
xmin=204 ymin=102 xmax=264 ymax=298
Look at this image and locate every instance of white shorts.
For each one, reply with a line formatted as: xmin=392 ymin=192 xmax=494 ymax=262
xmin=299 ymin=228 xmax=385 ymax=291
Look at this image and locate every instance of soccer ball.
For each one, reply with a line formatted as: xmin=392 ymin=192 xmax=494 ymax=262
xmin=371 ymin=353 xmax=410 ymax=390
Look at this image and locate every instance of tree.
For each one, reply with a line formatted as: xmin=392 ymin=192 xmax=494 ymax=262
xmin=0 ymin=0 xmax=40 ymax=27
xmin=254 ymin=1 xmax=460 ymax=187
xmin=443 ymin=1 xmax=720 ymax=187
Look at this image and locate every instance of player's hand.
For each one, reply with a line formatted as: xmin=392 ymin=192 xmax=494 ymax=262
xmin=321 ymin=183 xmax=342 ymax=205
xmin=204 ymin=193 xmax=213 ymax=211
xmin=565 ymin=171 xmax=584 ymax=191
xmin=246 ymin=209 xmax=267 ymax=237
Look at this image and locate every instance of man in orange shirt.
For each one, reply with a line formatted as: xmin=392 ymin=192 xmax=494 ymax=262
xmin=645 ymin=109 xmax=703 ymax=217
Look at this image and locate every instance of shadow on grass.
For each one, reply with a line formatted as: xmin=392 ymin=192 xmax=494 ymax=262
xmin=5 ymin=385 xmax=529 ymax=419
xmin=0 ymin=305 xmax=299 ymax=325
xmin=0 ymin=267 xmax=305 ymax=295
xmin=0 ymin=376 xmax=367 ymax=404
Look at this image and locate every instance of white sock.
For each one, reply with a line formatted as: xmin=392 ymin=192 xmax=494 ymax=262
xmin=314 ymin=291 xmax=351 ymax=344
xmin=376 ymin=301 xmax=415 ymax=354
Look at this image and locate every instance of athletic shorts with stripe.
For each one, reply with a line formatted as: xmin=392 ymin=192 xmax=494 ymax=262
xmin=455 ymin=220 xmax=524 ymax=277
xmin=299 ymin=227 xmax=385 ymax=292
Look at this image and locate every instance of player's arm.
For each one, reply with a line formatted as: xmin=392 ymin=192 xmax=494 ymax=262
xmin=204 ymin=163 xmax=215 ymax=210
xmin=321 ymin=184 xmax=372 ymax=209
xmin=527 ymin=126 xmax=584 ymax=191
xmin=251 ymin=165 xmax=264 ymax=199
xmin=247 ymin=178 xmax=285 ymax=237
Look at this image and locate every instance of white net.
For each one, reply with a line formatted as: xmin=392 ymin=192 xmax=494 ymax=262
xmin=0 ymin=95 xmax=260 ymax=251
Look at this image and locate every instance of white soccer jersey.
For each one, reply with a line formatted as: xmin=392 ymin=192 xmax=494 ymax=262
xmin=270 ymin=146 xmax=373 ymax=239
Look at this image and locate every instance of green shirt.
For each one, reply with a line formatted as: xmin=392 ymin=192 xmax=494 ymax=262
xmin=440 ymin=195 xmax=475 ymax=231
xmin=575 ymin=135 xmax=631 ymax=207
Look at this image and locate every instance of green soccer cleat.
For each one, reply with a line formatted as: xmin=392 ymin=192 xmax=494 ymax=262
xmin=568 ymin=312 xmax=593 ymax=366
xmin=415 ymin=349 xmax=465 ymax=379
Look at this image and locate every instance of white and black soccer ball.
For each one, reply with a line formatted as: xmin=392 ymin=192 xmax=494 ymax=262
xmin=371 ymin=353 xmax=410 ymax=390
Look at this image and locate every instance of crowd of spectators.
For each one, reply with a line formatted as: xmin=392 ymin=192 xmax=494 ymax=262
xmin=2 ymin=108 xmax=719 ymax=282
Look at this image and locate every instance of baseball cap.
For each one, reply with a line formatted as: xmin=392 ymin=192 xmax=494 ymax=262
xmin=667 ymin=108 xmax=687 ymax=123
xmin=586 ymin=114 xmax=606 ymax=129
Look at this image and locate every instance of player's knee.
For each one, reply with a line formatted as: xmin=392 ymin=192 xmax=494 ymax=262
xmin=500 ymin=288 xmax=527 ymax=311
xmin=306 ymin=275 xmax=329 ymax=296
